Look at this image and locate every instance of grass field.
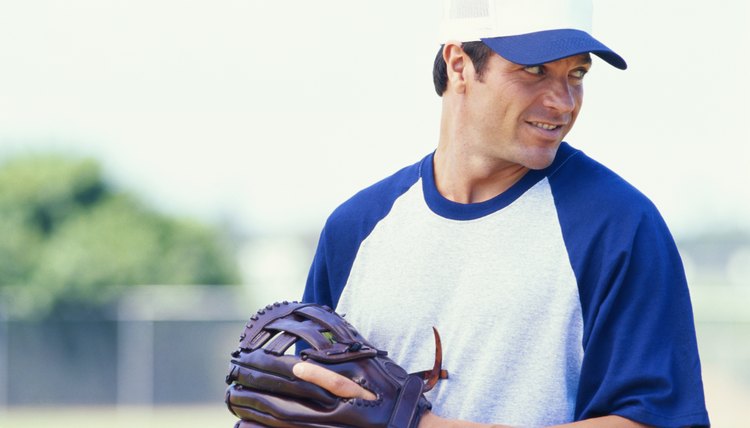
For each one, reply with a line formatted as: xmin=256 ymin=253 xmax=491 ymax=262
xmin=0 ymin=405 xmax=239 ymax=428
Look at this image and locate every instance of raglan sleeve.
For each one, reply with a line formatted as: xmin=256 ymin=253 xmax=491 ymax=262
xmin=574 ymin=207 xmax=710 ymax=427
xmin=301 ymin=203 xmax=369 ymax=309
xmin=301 ymin=158 xmax=422 ymax=309
xmin=302 ymin=226 xmax=335 ymax=308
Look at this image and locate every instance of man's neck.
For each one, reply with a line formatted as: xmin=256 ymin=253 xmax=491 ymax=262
xmin=432 ymin=142 xmax=529 ymax=204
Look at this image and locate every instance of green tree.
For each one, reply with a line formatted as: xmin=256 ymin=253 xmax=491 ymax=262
xmin=0 ymin=154 xmax=240 ymax=319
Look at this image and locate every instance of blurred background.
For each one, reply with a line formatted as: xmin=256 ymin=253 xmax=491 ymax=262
xmin=0 ymin=0 xmax=748 ymax=426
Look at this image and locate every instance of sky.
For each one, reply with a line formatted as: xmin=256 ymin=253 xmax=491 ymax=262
xmin=1 ymin=0 xmax=749 ymax=239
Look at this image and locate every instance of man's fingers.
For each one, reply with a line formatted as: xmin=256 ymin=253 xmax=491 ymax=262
xmin=293 ymin=362 xmax=377 ymax=400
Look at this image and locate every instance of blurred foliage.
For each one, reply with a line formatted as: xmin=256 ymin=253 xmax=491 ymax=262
xmin=0 ymin=154 xmax=240 ymax=319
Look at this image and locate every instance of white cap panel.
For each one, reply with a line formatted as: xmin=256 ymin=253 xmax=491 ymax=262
xmin=439 ymin=0 xmax=593 ymax=43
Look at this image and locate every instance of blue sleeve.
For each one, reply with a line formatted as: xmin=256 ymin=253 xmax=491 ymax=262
xmin=302 ymin=159 xmax=423 ymax=308
xmin=551 ymin=150 xmax=710 ymax=427
xmin=302 ymin=227 xmax=336 ymax=307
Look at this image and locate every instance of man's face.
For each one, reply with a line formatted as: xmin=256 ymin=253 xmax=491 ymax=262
xmin=461 ymin=52 xmax=591 ymax=170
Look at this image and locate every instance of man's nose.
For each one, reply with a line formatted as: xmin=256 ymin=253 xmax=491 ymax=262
xmin=542 ymin=77 xmax=577 ymax=113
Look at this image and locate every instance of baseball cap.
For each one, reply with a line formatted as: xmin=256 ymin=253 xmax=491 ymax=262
xmin=439 ymin=0 xmax=627 ymax=70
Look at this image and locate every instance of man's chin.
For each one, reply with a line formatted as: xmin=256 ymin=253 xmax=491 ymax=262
xmin=520 ymin=147 xmax=559 ymax=170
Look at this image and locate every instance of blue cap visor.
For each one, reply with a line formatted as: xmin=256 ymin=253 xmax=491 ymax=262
xmin=481 ymin=29 xmax=627 ymax=70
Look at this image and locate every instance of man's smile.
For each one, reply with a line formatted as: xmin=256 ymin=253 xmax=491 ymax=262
xmin=529 ymin=121 xmax=563 ymax=131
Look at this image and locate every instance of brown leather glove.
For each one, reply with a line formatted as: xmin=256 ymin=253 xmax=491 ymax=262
xmin=225 ymin=301 xmax=445 ymax=428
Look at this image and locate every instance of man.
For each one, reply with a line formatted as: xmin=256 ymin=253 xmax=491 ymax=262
xmin=294 ymin=0 xmax=710 ymax=426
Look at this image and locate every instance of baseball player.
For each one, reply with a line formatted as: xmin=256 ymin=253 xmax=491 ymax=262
xmin=228 ymin=0 xmax=710 ymax=426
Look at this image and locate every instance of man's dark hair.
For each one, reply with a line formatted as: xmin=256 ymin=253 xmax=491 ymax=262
xmin=432 ymin=41 xmax=494 ymax=96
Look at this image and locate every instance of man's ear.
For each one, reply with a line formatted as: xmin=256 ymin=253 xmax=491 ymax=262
xmin=443 ymin=42 xmax=467 ymax=94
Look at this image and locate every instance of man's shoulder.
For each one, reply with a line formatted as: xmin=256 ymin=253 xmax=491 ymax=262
xmin=550 ymin=144 xmax=658 ymax=217
xmin=323 ymin=156 xmax=425 ymax=232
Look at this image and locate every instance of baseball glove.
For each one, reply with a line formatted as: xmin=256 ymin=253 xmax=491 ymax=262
xmin=225 ymin=301 xmax=447 ymax=428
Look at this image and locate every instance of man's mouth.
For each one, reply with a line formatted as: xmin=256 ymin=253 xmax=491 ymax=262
xmin=529 ymin=121 xmax=562 ymax=131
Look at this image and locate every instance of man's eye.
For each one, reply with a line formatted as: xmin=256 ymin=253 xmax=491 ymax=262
xmin=524 ymin=65 xmax=544 ymax=75
xmin=571 ymin=69 xmax=588 ymax=79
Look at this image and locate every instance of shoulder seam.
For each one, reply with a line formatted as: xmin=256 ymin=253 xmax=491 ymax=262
xmin=548 ymin=147 xmax=581 ymax=178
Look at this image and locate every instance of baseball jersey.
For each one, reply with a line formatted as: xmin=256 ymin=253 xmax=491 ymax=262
xmin=302 ymin=142 xmax=709 ymax=427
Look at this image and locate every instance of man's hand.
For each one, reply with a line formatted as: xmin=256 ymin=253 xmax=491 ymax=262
xmin=292 ymin=361 xmax=377 ymax=400
xmin=292 ymin=362 xmax=465 ymax=428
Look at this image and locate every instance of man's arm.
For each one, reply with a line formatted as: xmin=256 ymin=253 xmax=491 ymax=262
xmin=293 ymin=362 xmax=651 ymax=428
